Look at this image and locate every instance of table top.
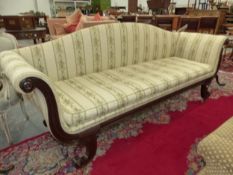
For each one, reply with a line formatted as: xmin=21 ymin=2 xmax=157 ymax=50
xmin=5 ymin=27 xmax=46 ymax=33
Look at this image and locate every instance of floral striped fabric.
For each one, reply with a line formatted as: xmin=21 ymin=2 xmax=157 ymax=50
xmin=175 ymin=32 xmax=226 ymax=73
xmin=55 ymin=57 xmax=212 ymax=133
xmin=0 ymin=51 xmax=55 ymax=94
xmin=15 ymin=23 xmax=178 ymax=81
xmin=197 ymin=117 xmax=233 ymax=175
xmin=0 ymin=23 xmax=227 ymax=134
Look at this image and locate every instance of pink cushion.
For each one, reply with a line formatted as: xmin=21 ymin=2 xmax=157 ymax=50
xmin=86 ymin=16 xmax=95 ymax=21
xmin=94 ymin=13 xmax=102 ymax=21
xmin=75 ymin=15 xmax=87 ymax=30
xmin=66 ymin=9 xmax=82 ymax=24
xmin=53 ymin=23 xmax=66 ymax=35
xmin=64 ymin=23 xmax=77 ymax=33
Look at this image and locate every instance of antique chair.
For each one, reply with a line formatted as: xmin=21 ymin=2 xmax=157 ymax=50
xmin=0 ymin=31 xmax=29 ymax=145
xmin=0 ymin=31 xmax=17 ymax=52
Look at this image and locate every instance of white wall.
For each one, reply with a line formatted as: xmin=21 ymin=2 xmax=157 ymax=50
xmin=37 ymin=0 xmax=52 ymax=16
xmin=0 ymin=0 xmax=52 ymax=16
xmin=111 ymin=0 xmax=128 ymax=11
xmin=0 ymin=0 xmax=35 ymax=15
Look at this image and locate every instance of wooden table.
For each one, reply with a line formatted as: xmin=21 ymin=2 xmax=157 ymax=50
xmin=5 ymin=27 xmax=47 ymax=44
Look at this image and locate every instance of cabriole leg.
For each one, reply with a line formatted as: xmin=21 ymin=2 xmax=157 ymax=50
xmin=215 ymin=74 xmax=225 ymax=86
xmin=201 ymin=80 xmax=211 ymax=101
xmin=72 ymin=134 xmax=97 ymax=168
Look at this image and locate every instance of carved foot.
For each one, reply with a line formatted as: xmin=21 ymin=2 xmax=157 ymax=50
xmin=72 ymin=135 xmax=97 ymax=168
xmin=201 ymin=83 xmax=210 ymax=101
xmin=215 ymin=74 xmax=225 ymax=87
xmin=43 ymin=120 xmax=47 ymax=127
xmin=0 ymin=164 xmax=14 ymax=174
xmin=19 ymin=96 xmax=30 ymax=121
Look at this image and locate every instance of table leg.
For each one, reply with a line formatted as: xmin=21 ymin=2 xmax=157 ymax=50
xmin=0 ymin=112 xmax=12 ymax=145
xmin=33 ymin=39 xmax=37 ymax=44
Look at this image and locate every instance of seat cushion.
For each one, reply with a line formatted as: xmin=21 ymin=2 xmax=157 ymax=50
xmin=55 ymin=57 xmax=212 ymax=133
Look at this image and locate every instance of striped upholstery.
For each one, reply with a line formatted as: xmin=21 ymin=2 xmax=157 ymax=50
xmin=0 ymin=23 xmax=227 ymax=134
xmin=56 ymin=57 xmax=213 ymax=132
xmin=175 ymin=32 xmax=225 ymax=73
xmin=16 ymin=23 xmax=178 ymax=81
xmin=197 ymin=117 xmax=233 ymax=175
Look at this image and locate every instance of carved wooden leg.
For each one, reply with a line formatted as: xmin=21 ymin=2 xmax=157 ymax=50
xmin=43 ymin=120 xmax=47 ymax=127
xmin=0 ymin=164 xmax=14 ymax=174
xmin=72 ymin=134 xmax=97 ymax=168
xmin=201 ymin=80 xmax=211 ymax=101
xmin=215 ymin=74 xmax=225 ymax=87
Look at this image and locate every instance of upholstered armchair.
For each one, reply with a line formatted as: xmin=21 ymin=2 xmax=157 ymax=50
xmin=197 ymin=117 xmax=233 ymax=175
xmin=0 ymin=31 xmax=17 ymax=52
xmin=0 ymin=31 xmax=30 ymax=145
xmin=47 ymin=15 xmax=117 ymax=39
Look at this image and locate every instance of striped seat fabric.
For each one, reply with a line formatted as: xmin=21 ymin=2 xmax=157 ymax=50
xmin=55 ymin=57 xmax=212 ymax=132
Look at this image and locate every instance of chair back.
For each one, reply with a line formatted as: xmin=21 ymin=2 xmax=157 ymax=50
xmin=0 ymin=32 xmax=17 ymax=52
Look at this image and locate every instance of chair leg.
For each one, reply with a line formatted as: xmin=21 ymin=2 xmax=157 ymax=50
xmin=215 ymin=74 xmax=225 ymax=86
xmin=201 ymin=80 xmax=211 ymax=101
xmin=19 ymin=96 xmax=30 ymax=121
xmin=0 ymin=112 xmax=12 ymax=145
xmin=72 ymin=134 xmax=97 ymax=168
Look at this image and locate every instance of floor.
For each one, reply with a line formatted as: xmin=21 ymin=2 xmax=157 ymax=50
xmin=0 ymin=97 xmax=48 ymax=149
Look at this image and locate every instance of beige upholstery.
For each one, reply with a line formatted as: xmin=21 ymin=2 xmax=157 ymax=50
xmin=197 ymin=117 xmax=233 ymax=175
xmin=0 ymin=23 xmax=226 ymax=136
xmin=47 ymin=18 xmax=67 ymax=39
xmin=0 ymin=31 xmax=17 ymax=52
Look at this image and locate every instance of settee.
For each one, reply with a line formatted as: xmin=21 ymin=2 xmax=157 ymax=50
xmin=0 ymin=23 xmax=226 ymax=167
xmin=47 ymin=15 xmax=117 ymax=39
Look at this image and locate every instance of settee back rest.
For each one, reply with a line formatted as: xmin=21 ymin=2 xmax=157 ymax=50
xmin=175 ymin=32 xmax=226 ymax=73
xmin=16 ymin=23 xmax=178 ymax=81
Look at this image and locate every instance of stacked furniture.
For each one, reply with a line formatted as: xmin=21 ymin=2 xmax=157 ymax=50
xmin=2 ymin=16 xmax=47 ymax=44
xmin=119 ymin=12 xmax=221 ymax=33
xmin=0 ymin=23 xmax=226 ymax=168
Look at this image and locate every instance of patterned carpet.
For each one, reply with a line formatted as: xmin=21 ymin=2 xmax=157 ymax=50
xmin=1 ymin=71 xmax=233 ymax=175
xmin=220 ymin=54 xmax=233 ymax=72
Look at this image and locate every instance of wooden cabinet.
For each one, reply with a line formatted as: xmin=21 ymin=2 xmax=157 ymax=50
xmin=3 ymin=16 xmax=36 ymax=30
xmin=3 ymin=16 xmax=47 ymax=30
xmin=6 ymin=28 xmax=47 ymax=44
xmin=0 ymin=16 xmax=4 ymax=28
